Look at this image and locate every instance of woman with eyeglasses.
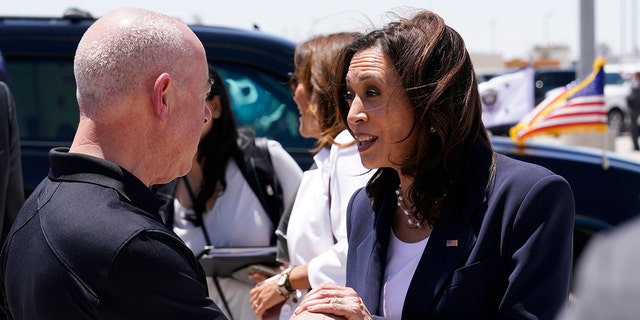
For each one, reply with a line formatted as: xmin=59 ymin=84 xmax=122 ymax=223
xmin=249 ymin=32 xmax=373 ymax=320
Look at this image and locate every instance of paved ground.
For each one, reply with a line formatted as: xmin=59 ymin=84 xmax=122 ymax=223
xmin=612 ymin=133 xmax=640 ymax=162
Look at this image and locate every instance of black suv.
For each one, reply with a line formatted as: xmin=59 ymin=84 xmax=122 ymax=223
xmin=0 ymin=10 xmax=314 ymax=196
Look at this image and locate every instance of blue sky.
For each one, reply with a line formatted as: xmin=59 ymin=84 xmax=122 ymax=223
xmin=1 ymin=0 xmax=634 ymax=60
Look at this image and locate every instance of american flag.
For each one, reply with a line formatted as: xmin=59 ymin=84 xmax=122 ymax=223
xmin=509 ymin=58 xmax=607 ymax=145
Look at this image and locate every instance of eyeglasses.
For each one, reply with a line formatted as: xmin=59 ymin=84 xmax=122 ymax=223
xmin=287 ymin=72 xmax=298 ymax=96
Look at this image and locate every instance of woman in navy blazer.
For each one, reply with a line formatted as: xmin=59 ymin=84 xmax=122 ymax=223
xmin=292 ymin=10 xmax=575 ymax=320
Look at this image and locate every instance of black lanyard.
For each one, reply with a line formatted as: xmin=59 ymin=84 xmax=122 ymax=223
xmin=181 ymin=176 xmax=212 ymax=246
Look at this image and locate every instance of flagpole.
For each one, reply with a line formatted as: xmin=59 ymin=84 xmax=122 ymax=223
xmin=602 ymin=129 xmax=610 ymax=170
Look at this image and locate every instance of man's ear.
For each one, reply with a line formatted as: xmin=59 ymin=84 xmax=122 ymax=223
xmin=152 ymin=73 xmax=171 ymax=121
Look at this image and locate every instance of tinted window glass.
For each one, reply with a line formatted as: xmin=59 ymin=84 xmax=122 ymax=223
xmin=212 ymin=63 xmax=313 ymax=151
xmin=5 ymin=58 xmax=314 ymax=152
xmin=605 ymin=72 xmax=625 ymax=85
xmin=6 ymin=58 xmax=78 ymax=142
xmin=534 ymin=71 xmax=576 ymax=104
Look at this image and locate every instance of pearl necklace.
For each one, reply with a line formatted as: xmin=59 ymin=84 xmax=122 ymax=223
xmin=395 ymin=185 xmax=424 ymax=229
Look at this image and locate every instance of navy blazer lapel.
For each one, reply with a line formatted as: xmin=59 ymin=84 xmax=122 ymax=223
xmin=402 ymin=143 xmax=493 ymax=317
xmin=402 ymin=215 xmax=477 ymax=317
xmin=356 ymin=190 xmax=394 ymax=314
xmin=354 ymin=232 xmax=385 ymax=311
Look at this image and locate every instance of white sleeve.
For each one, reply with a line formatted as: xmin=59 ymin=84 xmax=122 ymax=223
xmin=307 ymin=131 xmax=374 ymax=287
xmin=267 ymin=139 xmax=304 ymax=209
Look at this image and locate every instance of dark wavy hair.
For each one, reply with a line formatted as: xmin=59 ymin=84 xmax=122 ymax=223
xmin=291 ymin=32 xmax=361 ymax=152
xmin=336 ymin=10 xmax=491 ymax=226
xmin=192 ymin=67 xmax=239 ymax=216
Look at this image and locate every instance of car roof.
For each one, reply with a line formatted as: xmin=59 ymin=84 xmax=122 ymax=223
xmin=0 ymin=14 xmax=296 ymax=77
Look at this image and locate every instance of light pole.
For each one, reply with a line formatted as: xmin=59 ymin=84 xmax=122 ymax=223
xmin=632 ymin=0 xmax=638 ymax=54
xmin=579 ymin=0 xmax=595 ymax=78
xmin=621 ymin=0 xmax=627 ymax=55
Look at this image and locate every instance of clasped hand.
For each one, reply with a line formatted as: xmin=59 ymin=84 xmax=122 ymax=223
xmin=291 ymin=283 xmax=373 ymax=320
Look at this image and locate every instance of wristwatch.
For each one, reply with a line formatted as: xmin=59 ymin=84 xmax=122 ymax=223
xmin=276 ymin=266 xmax=293 ymax=296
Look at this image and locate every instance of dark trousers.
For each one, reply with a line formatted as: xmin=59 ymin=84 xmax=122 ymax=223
xmin=630 ymin=108 xmax=640 ymax=150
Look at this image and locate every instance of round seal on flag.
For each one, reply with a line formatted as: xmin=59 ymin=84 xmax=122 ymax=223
xmin=481 ymin=88 xmax=498 ymax=112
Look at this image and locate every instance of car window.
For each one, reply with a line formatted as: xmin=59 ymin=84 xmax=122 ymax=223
xmin=212 ymin=63 xmax=313 ymax=151
xmin=605 ymin=72 xmax=625 ymax=85
xmin=535 ymin=71 xmax=575 ymax=89
xmin=6 ymin=58 xmax=78 ymax=142
xmin=5 ymin=58 xmax=314 ymax=152
xmin=534 ymin=70 xmax=576 ymax=104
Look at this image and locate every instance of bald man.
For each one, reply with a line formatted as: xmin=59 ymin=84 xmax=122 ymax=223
xmin=0 ymin=8 xmax=227 ymax=320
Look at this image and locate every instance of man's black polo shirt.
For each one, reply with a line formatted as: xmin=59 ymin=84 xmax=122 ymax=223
xmin=0 ymin=148 xmax=226 ymax=319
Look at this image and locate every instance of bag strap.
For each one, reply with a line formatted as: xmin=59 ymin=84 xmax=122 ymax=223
xmin=275 ymin=161 xmax=317 ymax=263
xmin=234 ymin=129 xmax=284 ymax=244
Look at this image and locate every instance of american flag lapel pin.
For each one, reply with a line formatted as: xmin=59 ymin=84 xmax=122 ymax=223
xmin=446 ymin=239 xmax=459 ymax=247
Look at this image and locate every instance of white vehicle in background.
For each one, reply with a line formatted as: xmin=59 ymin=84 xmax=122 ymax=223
xmin=604 ymin=72 xmax=631 ymax=134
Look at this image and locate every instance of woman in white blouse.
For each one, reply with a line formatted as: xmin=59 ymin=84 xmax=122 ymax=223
xmin=249 ymin=32 xmax=373 ymax=320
